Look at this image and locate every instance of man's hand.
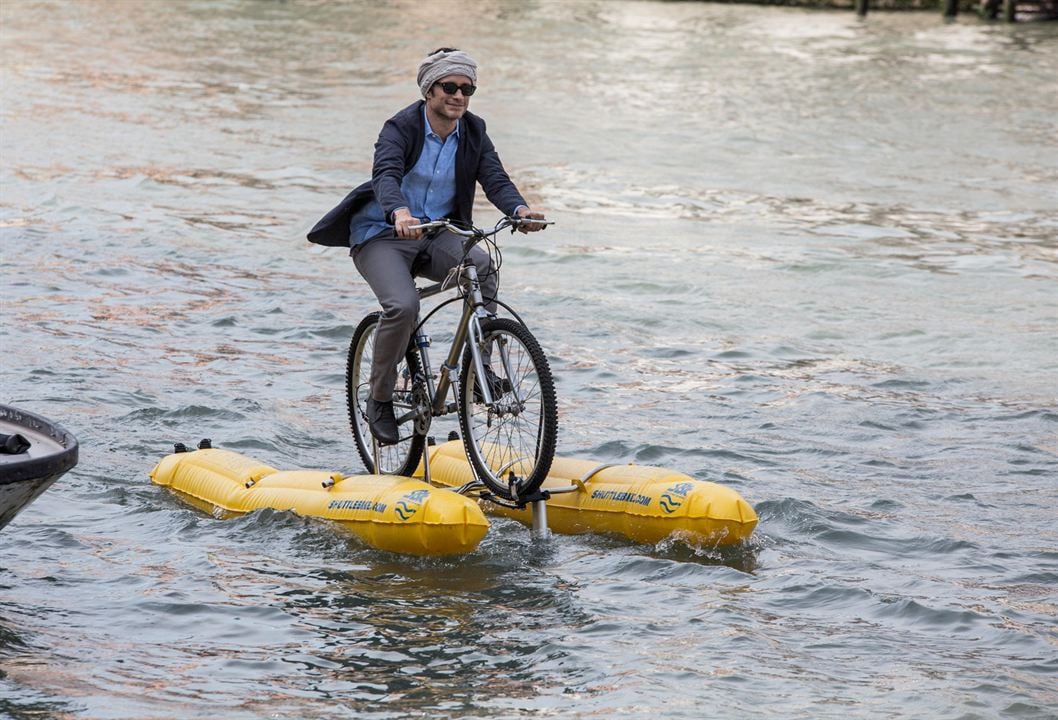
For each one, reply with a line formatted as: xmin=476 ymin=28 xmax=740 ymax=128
xmin=393 ymin=207 xmax=423 ymax=239
xmin=515 ymin=207 xmax=546 ymax=234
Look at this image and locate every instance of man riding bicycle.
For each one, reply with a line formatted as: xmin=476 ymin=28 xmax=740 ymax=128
xmin=307 ymin=48 xmax=545 ymax=446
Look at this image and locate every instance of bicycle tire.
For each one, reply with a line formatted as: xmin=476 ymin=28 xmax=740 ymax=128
xmin=457 ymin=318 xmax=558 ymax=500
xmin=346 ymin=312 xmax=426 ymax=476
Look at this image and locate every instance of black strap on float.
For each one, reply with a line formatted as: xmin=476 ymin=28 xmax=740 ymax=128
xmin=0 ymin=433 xmax=31 ymax=454
xmin=173 ymin=438 xmax=212 ymax=454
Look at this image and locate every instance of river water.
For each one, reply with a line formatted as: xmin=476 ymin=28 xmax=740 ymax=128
xmin=2 ymin=1 xmax=1056 ymax=718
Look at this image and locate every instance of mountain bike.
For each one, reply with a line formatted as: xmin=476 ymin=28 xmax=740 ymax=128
xmin=345 ymin=216 xmax=558 ymax=504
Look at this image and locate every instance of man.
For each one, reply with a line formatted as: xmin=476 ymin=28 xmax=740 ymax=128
xmin=307 ymin=48 xmax=545 ymax=445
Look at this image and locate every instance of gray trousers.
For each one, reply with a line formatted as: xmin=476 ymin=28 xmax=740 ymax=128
xmin=352 ymin=229 xmax=498 ymax=402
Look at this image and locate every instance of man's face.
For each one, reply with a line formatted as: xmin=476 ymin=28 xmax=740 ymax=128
xmin=426 ymin=73 xmax=473 ymax=121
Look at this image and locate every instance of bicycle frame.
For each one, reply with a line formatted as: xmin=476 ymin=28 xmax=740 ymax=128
xmin=397 ymin=258 xmax=494 ymax=430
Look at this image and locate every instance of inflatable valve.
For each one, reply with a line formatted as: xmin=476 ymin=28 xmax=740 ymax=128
xmin=244 ymin=468 xmax=275 ymax=489
xmin=321 ymin=472 xmax=342 ymax=489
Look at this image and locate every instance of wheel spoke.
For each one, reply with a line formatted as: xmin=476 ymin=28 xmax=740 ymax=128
xmin=458 ymin=319 xmax=557 ymax=499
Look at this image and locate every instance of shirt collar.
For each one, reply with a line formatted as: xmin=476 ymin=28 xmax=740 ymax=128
xmin=423 ymin=103 xmax=459 ymax=141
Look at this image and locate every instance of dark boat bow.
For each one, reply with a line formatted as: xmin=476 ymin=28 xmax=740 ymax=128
xmin=0 ymin=404 xmax=79 ymax=531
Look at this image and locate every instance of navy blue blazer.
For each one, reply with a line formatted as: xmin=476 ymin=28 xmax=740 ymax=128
xmin=307 ymin=101 xmax=528 ymax=247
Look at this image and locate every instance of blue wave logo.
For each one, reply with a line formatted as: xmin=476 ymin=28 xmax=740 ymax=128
xmin=659 ymin=482 xmax=694 ymax=514
xmin=394 ymin=489 xmax=429 ymax=521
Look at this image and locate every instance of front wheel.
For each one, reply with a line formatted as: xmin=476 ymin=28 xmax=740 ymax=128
xmin=347 ymin=312 xmax=426 ymax=476
xmin=457 ymin=318 xmax=558 ymax=501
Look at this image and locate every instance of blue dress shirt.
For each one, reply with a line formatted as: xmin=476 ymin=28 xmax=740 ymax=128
xmin=349 ymin=106 xmax=460 ymax=246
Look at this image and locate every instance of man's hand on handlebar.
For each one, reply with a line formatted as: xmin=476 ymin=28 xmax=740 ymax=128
xmin=515 ymin=207 xmax=547 ymax=234
xmin=393 ymin=207 xmax=423 ymax=239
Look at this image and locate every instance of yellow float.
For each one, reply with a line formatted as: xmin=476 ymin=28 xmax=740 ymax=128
xmin=417 ymin=440 xmax=758 ymax=546
xmin=150 ymin=444 xmax=489 ymax=556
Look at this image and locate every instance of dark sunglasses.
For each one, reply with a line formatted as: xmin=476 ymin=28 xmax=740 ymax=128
xmin=435 ymin=81 xmax=476 ymax=97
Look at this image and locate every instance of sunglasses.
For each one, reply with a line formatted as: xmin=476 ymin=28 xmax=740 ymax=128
xmin=435 ymin=81 xmax=476 ymax=97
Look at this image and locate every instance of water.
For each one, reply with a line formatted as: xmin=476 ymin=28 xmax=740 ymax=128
xmin=2 ymin=1 xmax=1056 ymax=717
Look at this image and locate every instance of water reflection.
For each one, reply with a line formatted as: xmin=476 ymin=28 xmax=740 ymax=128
xmin=168 ymin=544 xmax=591 ymax=712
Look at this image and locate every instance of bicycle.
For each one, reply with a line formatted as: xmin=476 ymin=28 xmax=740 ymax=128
xmin=345 ymin=216 xmax=558 ymax=504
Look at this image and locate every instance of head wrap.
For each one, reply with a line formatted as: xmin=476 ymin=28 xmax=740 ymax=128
xmin=417 ymin=49 xmax=478 ymax=98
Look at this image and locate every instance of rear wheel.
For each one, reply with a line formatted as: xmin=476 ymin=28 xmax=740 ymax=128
xmin=457 ymin=318 xmax=558 ymax=501
xmin=347 ymin=312 xmax=425 ymax=476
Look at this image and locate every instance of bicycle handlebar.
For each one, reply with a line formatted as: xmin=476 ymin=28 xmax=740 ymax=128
xmin=408 ymin=216 xmax=555 ymax=237
xmin=407 ymin=220 xmax=476 ymax=236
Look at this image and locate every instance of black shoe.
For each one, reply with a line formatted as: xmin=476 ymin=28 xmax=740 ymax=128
xmin=474 ymin=366 xmax=513 ymax=403
xmin=366 ymin=398 xmax=399 ymax=446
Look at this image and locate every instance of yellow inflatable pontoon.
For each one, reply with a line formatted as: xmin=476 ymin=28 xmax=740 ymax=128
xmin=418 ymin=441 xmax=757 ymax=547
xmin=150 ymin=445 xmax=489 ymax=556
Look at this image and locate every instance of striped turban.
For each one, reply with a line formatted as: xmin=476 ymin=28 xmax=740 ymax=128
xmin=417 ymin=49 xmax=478 ymax=98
